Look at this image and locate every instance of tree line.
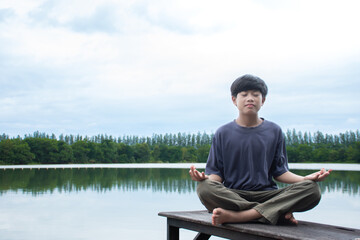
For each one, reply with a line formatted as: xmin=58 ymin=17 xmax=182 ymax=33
xmin=0 ymin=129 xmax=359 ymax=165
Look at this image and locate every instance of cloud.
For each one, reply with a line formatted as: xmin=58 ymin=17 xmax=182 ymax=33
xmin=346 ymin=118 xmax=358 ymax=124
xmin=0 ymin=8 xmax=14 ymax=22
xmin=68 ymin=6 xmax=118 ymax=33
xmin=0 ymin=0 xmax=359 ymax=136
xmin=29 ymin=1 xmax=119 ymax=33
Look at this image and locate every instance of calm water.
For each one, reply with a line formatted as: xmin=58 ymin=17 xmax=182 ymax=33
xmin=0 ymin=164 xmax=359 ymax=240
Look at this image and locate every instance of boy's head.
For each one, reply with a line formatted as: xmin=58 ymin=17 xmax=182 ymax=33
xmin=230 ymin=74 xmax=268 ymax=98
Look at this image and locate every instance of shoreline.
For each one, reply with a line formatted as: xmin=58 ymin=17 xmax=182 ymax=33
xmin=1 ymin=163 xmax=360 ymax=171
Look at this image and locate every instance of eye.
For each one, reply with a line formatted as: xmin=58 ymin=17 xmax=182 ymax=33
xmin=251 ymin=91 xmax=261 ymax=97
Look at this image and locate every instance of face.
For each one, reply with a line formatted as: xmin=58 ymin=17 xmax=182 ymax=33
xmin=232 ymin=90 xmax=265 ymax=115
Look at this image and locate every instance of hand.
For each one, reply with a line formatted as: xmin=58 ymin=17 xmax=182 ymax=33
xmin=304 ymin=168 xmax=332 ymax=182
xmin=189 ymin=165 xmax=208 ymax=181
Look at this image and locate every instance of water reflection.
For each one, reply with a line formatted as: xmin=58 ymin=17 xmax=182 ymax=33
xmin=0 ymin=168 xmax=359 ymax=195
xmin=280 ymin=170 xmax=360 ymax=196
xmin=0 ymin=168 xmax=198 ymax=195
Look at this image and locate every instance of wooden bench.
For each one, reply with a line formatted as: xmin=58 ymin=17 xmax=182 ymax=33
xmin=158 ymin=210 xmax=360 ymax=240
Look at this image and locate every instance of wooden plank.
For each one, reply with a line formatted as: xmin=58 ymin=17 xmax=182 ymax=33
xmin=159 ymin=210 xmax=360 ymax=240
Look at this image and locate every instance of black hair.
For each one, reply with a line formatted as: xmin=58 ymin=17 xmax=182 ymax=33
xmin=230 ymin=74 xmax=268 ymax=98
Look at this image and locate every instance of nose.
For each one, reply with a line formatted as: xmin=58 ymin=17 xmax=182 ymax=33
xmin=246 ymin=95 xmax=254 ymax=102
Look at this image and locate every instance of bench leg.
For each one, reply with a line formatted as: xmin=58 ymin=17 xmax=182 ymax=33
xmin=168 ymin=224 xmax=179 ymax=240
xmin=194 ymin=232 xmax=211 ymax=240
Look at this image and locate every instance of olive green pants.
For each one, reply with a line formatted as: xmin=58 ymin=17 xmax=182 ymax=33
xmin=196 ymin=179 xmax=321 ymax=225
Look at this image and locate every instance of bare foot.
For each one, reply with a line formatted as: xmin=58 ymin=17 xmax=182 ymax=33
xmin=278 ymin=212 xmax=298 ymax=225
xmin=212 ymin=208 xmax=231 ymax=225
xmin=284 ymin=212 xmax=298 ymax=225
xmin=212 ymin=208 xmax=261 ymax=225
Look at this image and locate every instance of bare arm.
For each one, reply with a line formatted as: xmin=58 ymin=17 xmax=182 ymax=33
xmin=275 ymin=171 xmax=305 ymax=184
xmin=189 ymin=165 xmax=222 ymax=182
xmin=275 ymin=168 xmax=332 ymax=184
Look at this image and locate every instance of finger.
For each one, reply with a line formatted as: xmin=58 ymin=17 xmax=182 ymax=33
xmin=320 ymin=170 xmax=330 ymax=177
xmin=191 ymin=173 xmax=201 ymax=181
xmin=189 ymin=168 xmax=199 ymax=180
xmin=313 ymin=172 xmax=321 ymax=181
xmin=189 ymin=171 xmax=196 ymax=180
xmin=190 ymin=166 xmax=198 ymax=175
xmin=195 ymin=171 xmax=205 ymax=180
xmin=318 ymin=172 xmax=331 ymax=181
xmin=194 ymin=170 xmax=202 ymax=179
xmin=313 ymin=172 xmax=321 ymax=179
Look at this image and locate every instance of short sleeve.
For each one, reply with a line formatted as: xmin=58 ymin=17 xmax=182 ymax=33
xmin=205 ymin=135 xmax=224 ymax=180
xmin=270 ymin=134 xmax=289 ymax=177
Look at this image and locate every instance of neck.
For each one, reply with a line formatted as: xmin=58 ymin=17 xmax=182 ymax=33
xmin=236 ymin=115 xmax=263 ymax=128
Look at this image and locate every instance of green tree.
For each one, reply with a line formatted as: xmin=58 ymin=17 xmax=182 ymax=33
xmin=297 ymin=144 xmax=313 ymax=162
xmin=286 ymin=145 xmax=299 ymax=163
xmin=167 ymin=146 xmax=182 ymax=163
xmin=196 ymin=145 xmax=211 ymax=163
xmin=159 ymin=145 xmax=182 ymax=163
xmin=181 ymin=147 xmax=197 ymax=162
xmin=346 ymin=142 xmax=360 ymax=163
xmin=117 ymin=143 xmax=133 ymax=163
xmin=151 ymin=145 xmax=161 ymax=162
xmin=100 ymin=140 xmax=118 ymax=163
xmin=87 ymin=142 xmax=104 ymax=163
xmin=72 ymin=140 xmax=90 ymax=163
xmin=24 ymin=138 xmax=59 ymax=164
xmin=313 ymin=147 xmax=330 ymax=162
xmin=0 ymin=139 xmax=34 ymax=164
xmin=133 ymin=143 xmax=150 ymax=163
xmin=1 ymin=129 xmax=360 ymax=165
xmin=57 ymin=141 xmax=74 ymax=164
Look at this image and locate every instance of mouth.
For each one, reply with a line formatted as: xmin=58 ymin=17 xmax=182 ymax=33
xmin=245 ymin=104 xmax=255 ymax=108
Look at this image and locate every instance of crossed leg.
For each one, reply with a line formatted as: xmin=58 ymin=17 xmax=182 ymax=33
xmin=197 ymin=179 xmax=320 ymax=226
xmin=211 ymin=208 xmax=297 ymax=225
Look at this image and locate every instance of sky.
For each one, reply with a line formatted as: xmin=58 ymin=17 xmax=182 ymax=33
xmin=1 ymin=0 xmax=359 ymax=138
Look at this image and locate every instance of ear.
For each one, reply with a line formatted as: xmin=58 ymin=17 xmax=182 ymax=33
xmin=231 ymin=95 xmax=237 ymax=106
xmin=261 ymin=97 xmax=266 ymax=105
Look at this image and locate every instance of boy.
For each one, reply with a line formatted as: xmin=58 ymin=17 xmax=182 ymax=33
xmin=189 ymin=74 xmax=331 ymax=226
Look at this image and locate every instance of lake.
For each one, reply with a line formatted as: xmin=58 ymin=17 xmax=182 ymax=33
xmin=0 ymin=163 xmax=359 ymax=240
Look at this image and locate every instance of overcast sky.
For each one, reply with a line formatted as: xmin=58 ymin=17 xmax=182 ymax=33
xmin=1 ymin=0 xmax=359 ymax=138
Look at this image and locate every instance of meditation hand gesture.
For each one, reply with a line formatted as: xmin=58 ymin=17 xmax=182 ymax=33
xmin=189 ymin=165 xmax=208 ymax=182
xmin=304 ymin=168 xmax=332 ymax=182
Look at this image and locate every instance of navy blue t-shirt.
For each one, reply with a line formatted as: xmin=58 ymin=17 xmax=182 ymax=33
xmin=205 ymin=119 xmax=289 ymax=191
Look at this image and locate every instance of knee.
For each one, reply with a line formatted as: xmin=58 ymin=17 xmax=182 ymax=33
xmin=303 ymin=180 xmax=321 ymax=202
xmin=196 ymin=179 xmax=219 ymax=201
xmin=196 ymin=179 xmax=212 ymax=200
